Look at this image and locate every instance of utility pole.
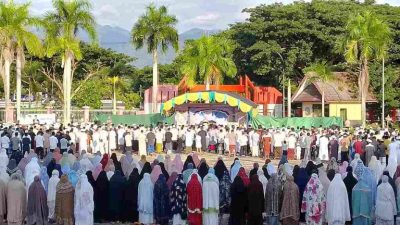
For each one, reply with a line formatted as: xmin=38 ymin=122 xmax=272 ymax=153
xmin=275 ymin=52 xmax=285 ymax=118
xmin=382 ymin=58 xmax=385 ymax=128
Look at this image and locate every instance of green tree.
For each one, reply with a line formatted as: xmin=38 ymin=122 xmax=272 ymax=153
xmin=304 ymin=61 xmax=334 ymax=117
xmin=44 ymin=0 xmax=97 ymax=124
xmin=0 ymin=0 xmax=42 ymax=120
xmin=131 ymin=4 xmax=179 ymax=113
xmin=179 ymin=36 xmax=237 ymax=88
xmin=341 ymin=11 xmax=391 ymax=126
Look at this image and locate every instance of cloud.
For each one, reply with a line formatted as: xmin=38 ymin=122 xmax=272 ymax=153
xmin=187 ymin=13 xmax=221 ymax=26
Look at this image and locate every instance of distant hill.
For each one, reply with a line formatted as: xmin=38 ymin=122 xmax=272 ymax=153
xmin=78 ymin=25 xmax=220 ymax=68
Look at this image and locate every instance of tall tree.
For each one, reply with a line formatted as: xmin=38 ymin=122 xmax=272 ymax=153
xmin=44 ymin=0 xmax=97 ymax=124
xmin=0 ymin=0 xmax=42 ymax=121
xmin=179 ymin=36 xmax=237 ymax=89
xmin=131 ymin=4 xmax=179 ymax=113
xmin=304 ymin=61 xmax=334 ymax=117
xmin=342 ymin=11 xmax=391 ymax=127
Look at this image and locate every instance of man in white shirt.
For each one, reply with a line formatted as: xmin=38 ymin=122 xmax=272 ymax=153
xmin=117 ymin=126 xmax=125 ymax=152
xmin=185 ymin=128 xmax=194 ymax=154
xmin=35 ymin=131 xmax=44 ymax=159
xmin=251 ymin=130 xmax=260 ymax=157
xmin=125 ymin=131 xmax=133 ymax=153
xmin=1 ymin=133 xmax=10 ymax=153
xmin=287 ymin=133 xmax=297 ymax=160
xmin=155 ymin=128 xmax=164 ymax=153
xmin=49 ymin=132 xmax=58 ymax=152
xmin=239 ymin=131 xmax=248 ymax=156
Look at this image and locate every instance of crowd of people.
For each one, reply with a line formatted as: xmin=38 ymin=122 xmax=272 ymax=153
xmin=0 ymin=123 xmax=399 ymax=225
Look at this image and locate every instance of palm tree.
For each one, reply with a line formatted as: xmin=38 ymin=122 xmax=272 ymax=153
xmin=0 ymin=1 xmax=42 ymax=122
xmin=44 ymin=0 xmax=97 ymax=124
xmin=180 ymin=36 xmax=237 ymax=89
xmin=131 ymin=4 xmax=179 ymax=113
xmin=342 ymin=11 xmax=391 ymax=127
xmin=304 ymin=61 xmax=334 ymax=117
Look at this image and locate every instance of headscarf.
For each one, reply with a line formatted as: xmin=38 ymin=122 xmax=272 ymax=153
xmin=369 ymin=156 xmax=383 ymax=183
xmin=17 ymin=157 xmax=29 ymax=174
xmin=305 ymin=161 xmax=316 ymax=176
xmin=267 ymin=163 xmax=277 ymax=175
xmin=183 ymin=155 xmax=194 ymax=171
xmin=192 ymin=153 xmax=200 ymax=168
xmin=74 ymin=174 xmax=94 ymax=224
xmin=183 ymin=163 xmax=194 ymax=184
xmin=159 ymin=162 xmax=170 ymax=181
xmin=280 ymin=175 xmax=300 ymax=221
xmin=173 ymin=154 xmax=184 ymax=173
xmin=153 ymin=174 xmax=170 ymax=224
xmin=139 ymin=162 xmax=151 ymax=181
xmin=138 ymin=173 xmax=154 ymax=217
xmin=318 ymin=167 xmax=330 ymax=195
xmin=47 ymin=158 xmax=61 ymax=178
xmin=197 ymin=161 xmax=209 ymax=179
xmin=257 ymin=169 xmax=268 ymax=194
xmin=350 ymin=153 xmax=361 ymax=170
xmin=25 ymin=157 xmax=41 ymax=191
xmin=187 ymin=173 xmax=203 ymax=225
xmin=47 ymin=170 xmax=60 ymax=203
xmin=92 ymin=164 xmax=102 ymax=181
xmin=164 ymin=154 xmax=173 ymax=175
xmin=238 ymin=167 xmax=250 ymax=186
xmin=6 ymin=159 xmax=18 ymax=176
xmin=108 ymin=170 xmax=126 ymax=220
xmin=230 ymin=175 xmax=246 ymax=224
xmin=27 ymin=176 xmax=49 ymax=225
xmin=40 ymin=166 xmax=50 ymax=193
xmin=60 ymin=152 xmax=70 ymax=168
xmin=326 ymin=174 xmax=351 ymax=224
xmin=151 ymin=165 xmax=162 ymax=184
xmin=214 ymin=159 xmax=228 ymax=181
xmin=339 ymin=161 xmax=349 ymax=177
xmin=265 ymin=173 xmax=282 ymax=216
xmin=79 ymin=154 xmax=94 ymax=174
xmin=166 ymin=171 xmax=178 ymax=190
xmin=56 ymin=174 xmax=74 ymax=194
xmin=110 ymin=153 xmax=122 ymax=173
xmin=326 ymin=157 xmax=339 ymax=173
xmin=170 ymin=174 xmax=187 ymax=220
xmin=376 ymin=175 xmax=397 ymax=221
xmin=386 ymin=155 xmax=397 ymax=179
xmin=219 ymin=170 xmax=231 ymax=214
xmin=71 ymin=161 xmax=80 ymax=173
xmin=42 ymin=152 xmax=54 ymax=167
xmin=100 ymin=153 xmax=109 ymax=170
xmin=94 ymin=171 xmax=109 ymax=222
xmin=53 ymin=148 xmax=62 ymax=163
xmin=123 ymin=168 xmax=140 ymax=222
xmin=301 ymin=173 xmax=326 ymax=224
xmin=230 ymin=160 xmax=242 ymax=182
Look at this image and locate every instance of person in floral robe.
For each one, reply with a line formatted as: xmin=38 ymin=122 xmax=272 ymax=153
xmin=301 ymin=173 xmax=326 ymax=225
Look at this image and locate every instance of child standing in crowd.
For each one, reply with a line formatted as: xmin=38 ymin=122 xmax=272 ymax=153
xmin=195 ymin=133 xmax=202 ymax=153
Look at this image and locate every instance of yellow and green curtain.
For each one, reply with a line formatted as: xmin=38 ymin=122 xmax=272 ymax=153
xmin=161 ymin=91 xmax=258 ymax=117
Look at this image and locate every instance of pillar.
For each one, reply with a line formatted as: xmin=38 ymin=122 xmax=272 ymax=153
xmin=117 ymin=106 xmax=125 ymax=116
xmin=82 ymin=106 xmax=90 ymax=123
xmin=46 ymin=106 xmax=53 ymax=114
xmin=5 ymin=103 xmax=14 ymax=123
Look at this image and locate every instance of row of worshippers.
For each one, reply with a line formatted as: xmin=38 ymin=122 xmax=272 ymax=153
xmin=1 ymin=147 xmax=400 ymax=225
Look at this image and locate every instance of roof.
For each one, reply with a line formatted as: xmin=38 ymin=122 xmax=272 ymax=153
xmin=292 ymin=72 xmax=377 ymax=103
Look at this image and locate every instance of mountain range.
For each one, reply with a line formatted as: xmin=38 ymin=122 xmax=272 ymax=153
xmin=78 ymin=25 xmax=220 ymax=68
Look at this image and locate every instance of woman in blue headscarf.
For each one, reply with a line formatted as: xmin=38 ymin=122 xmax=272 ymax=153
xmin=40 ymin=166 xmax=49 ymax=193
xmin=183 ymin=163 xmax=194 ymax=184
xmin=230 ymin=159 xmax=242 ymax=182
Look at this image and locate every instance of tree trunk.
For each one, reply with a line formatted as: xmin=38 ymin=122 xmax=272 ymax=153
xmin=4 ymin=58 xmax=11 ymax=110
xmin=322 ymin=90 xmax=325 ymax=117
xmin=288 ymin=79 xmax=291 ymax=118
xmin=63 ymin=52 xmax=73 ymax=125
xmin=113 ymin=77 xmax=117 ymax=115
xmin=16 ymin=50 xmax=23 ymax=122
xmin=361 ymin=58 xmax=369 ymax=127
xmin=152 ymin=49 xmax=159 ymax=113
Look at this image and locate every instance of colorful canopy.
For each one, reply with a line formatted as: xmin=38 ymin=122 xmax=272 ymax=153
xmin=161 ymin=91 xmax=259 ymax=117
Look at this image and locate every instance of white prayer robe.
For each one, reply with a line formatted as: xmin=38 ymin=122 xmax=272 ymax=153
xmin=74 ymin=174 xmax=94 ymax=225
xmin=202 ymin=174 xmax=219 ymax=225
xmin=326 ymin=174 xmax=350 ymax=225
xmin=319 ymin=136 xmax=329 ymax=161
xmin=375 ymin=177 xmax=396 ymax=225
xmin=24 ymin=157 xmax=41 ymax=192
xmin=138 ymin=173 xmax=154 ymax=224
xmin=47 ymin=170 xmax=60 ymax=220
xmin=257 ymin=169 xmax=268 ymax=195
xmin=0 ymin=149 xmax=9 ymax=173
xmin=138 ymin=133 xmax=147 ymax=156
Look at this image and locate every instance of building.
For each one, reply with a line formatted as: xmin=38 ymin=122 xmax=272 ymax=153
xmin=291 ymin=72 xmax=378 ymax=125
xmin=143 ymin=75 xmax=283 ymax=125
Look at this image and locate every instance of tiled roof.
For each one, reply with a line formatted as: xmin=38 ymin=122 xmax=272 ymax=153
xmin=292 ymin=72 xmax=377 ymax=103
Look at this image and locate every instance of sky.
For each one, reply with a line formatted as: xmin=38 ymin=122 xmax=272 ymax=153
xmin=17 ymin=0 xmax=400 ymax=33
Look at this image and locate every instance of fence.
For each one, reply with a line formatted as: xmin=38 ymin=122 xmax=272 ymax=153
xmin=0 ymin=107 xmax=141 ymax=124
